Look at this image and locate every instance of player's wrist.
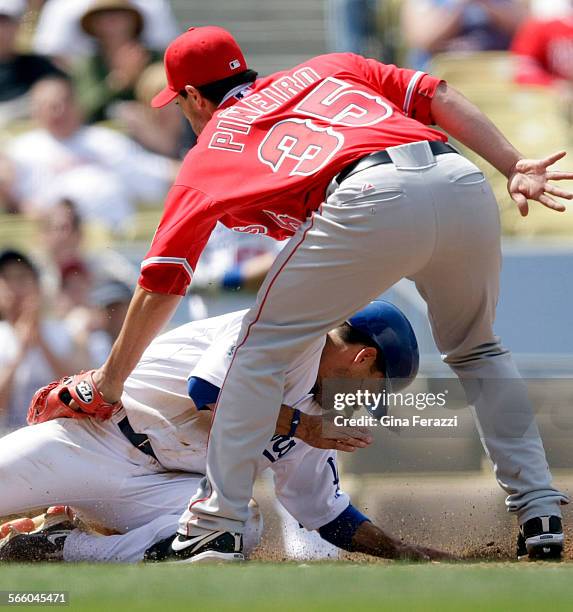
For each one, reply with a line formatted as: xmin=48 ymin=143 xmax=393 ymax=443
xmin=276 ymin=404 xmax=296 ymax=436
xmin=276 ymin=406 xmax=312 ymax=442
xmin=93 ymin=367 xmax=123 ymax=403
xmin=287 ymin=408 xmax=301 ymax=438
xmin=506 ymin=158 xmax=522 ymax=180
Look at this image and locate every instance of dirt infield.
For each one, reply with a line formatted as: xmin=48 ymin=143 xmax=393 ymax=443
xmin=2 ymin=470 xmax=571 ymax=563
xmin=250 ymin=470 xmax=573 ymax=562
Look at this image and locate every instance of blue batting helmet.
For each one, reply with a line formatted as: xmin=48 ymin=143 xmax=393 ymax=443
xmin=347 ymin=300 xmax=419 ymax=392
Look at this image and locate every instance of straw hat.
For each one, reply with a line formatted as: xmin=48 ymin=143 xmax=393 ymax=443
xmin=80 ymin=0 xmax=144 ymax=38
xmin=135 ymin=62 xmax=168 ymax=106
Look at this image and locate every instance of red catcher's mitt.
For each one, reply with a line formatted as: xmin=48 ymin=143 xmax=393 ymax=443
xmin=27 ymin=370 xmax=122 ymax=425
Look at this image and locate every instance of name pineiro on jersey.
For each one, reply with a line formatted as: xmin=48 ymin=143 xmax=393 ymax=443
xmin=209 ymin=67 xmax=322 ymax=153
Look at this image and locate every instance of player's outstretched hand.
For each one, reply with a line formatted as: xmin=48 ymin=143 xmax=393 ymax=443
xmin=508 ymin=151 xmax=573 ymax=217
xmin=395 ymin=542 xmax=458 ymax=562
xmin=351 ymin=521 xmax=458 ymax=561
xmin=298 ymin=414 xmax=374 ymax=453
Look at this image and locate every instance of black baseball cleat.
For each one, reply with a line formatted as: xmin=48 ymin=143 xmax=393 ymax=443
xmin=144 ymin=530 xmax=244 ymax=564
xmin=517 ymin=516 xmax=564 ymax=560
xmin=0 ymin=521 xmax=74 ymax=562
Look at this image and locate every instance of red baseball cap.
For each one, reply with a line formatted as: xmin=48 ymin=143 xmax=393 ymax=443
xmin=151 ymin=26 xmax=247 ymax=108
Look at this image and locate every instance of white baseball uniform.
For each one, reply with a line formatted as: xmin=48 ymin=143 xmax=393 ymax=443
xmin=0 ymin=311 xmax=348 ymax=562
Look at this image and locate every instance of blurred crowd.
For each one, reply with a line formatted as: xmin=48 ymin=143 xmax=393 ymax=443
xmin=328 ymin=0 xmax=573 ymax=84
xmin=2 ymin=0 xmax=573 ymax=428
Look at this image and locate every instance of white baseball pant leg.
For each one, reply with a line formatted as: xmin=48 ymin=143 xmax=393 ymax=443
xmin=0 ymin=418 xmax=202 ymax=533
xmin=183 ymin=141 xmax=567 ymax=536
xmin=63 ymin=504 xmax=263 ymax=562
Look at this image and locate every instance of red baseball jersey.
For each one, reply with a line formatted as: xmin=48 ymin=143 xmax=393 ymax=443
xmin=140 ymin=52 xmax=446 ymax=295
xmin=512 ymin=18 xmax=573 ymax=86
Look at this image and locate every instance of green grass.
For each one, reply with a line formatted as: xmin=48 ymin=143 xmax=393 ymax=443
xmin=1 ymin=563 xmax=573 ymax=612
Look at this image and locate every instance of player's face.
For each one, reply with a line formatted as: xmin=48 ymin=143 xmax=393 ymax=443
xmin=176 ymin=87 xmax=216 ymax=136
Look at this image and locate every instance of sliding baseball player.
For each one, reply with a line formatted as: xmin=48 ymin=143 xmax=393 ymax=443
xmin=0 ymin=302 xmax=450 ymax=563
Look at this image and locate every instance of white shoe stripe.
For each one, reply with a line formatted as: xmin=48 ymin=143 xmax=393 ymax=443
xmin=171 ymin=531 xmax=227 ymax=553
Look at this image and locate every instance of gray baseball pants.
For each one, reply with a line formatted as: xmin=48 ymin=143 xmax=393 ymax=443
xmin=181 ymin=140 xmax=568 ymax=536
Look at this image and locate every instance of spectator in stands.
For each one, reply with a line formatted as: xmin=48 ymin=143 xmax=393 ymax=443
xmin=402 ymin=0 xmax=527 ymax=70
xmin=0 ymin=249 xmax=76 ymax=429
xmin=0 ymin=0 xmax=64 ymax=128
xmin=58 ymin=260 xmax=92 ymax=317
xmin=90 ymin=280 xmax=132 ymax=342
xmin=33 ymin=0 xmax=178 ymax=65
xmin=73 ymin=0 xmax=163 ymax=123
xmin=34 ymin=199 xmax=139 ymax=304
xmin=81 ymin=279 xmax=132 ymax=364
xmin=36 ymin=199 xmax=85 ymax=289
xmin=511 ymin=5 xmax=573 ymax=87
xmin=32 ymin=200 xmax=138 ymax=369
xmin=114 ymin=62 xmax=195 ymax=159
xmin=2 ymin=77 xmax=178 ymax=231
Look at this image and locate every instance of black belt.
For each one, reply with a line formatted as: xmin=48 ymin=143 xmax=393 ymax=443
xmin=118 ymin=416 xmax=158 ymax=462
xmin=336 ymin=141 xmax=458 ymax=185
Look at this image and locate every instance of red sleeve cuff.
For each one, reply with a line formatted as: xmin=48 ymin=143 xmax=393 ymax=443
xmin=419 ymin=73 xmax=445 ymax=100
xmin=407 ymin=73 xmax=445 ymax=125
xmin=138 ymin=261 xmax=193 ymax=296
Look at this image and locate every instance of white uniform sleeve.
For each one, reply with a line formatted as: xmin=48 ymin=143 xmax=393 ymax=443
xmin=188 ymin=311 xmax=248 ymax=388
xmin=271 ymin=444 xmax=349 ymax=531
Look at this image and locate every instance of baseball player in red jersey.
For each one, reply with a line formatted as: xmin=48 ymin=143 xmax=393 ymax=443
xmin=43 ymin=26 xmax=573 ymax=562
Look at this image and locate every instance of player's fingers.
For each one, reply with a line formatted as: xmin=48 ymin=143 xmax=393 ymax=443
xmin=335 ymin=426 xmax=373 ymax=443
xmin=343 ymin=436 xmax=372 ymax=448
xmin=334 ymin=441 xmax=357 ymax=453
xmin=429 ymin=549 xmax=459 ymax=562
xmin=538 ymin=193 xmax=567 ymax=212
xmin=399 ymin=547 xmax=430 ymax=562
xmin=328 ymin=434 xmax=370 ymax=449
xmin=313 ymin=434 xmax=368 ymax=451
xmin=510 ymin=192 xmax=529 ymax=217
xmin=542 ymin=150 xmax=567 ymax=167
xmin=62 ymin=396 xmax=82 ymax=412
xmin=547 ymin=171 xmax=573 ymax=181
xmin=345 ymin=429 xmax=373 ymax=443
xmin=544 ymin=184 xmax=573 ymax=200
